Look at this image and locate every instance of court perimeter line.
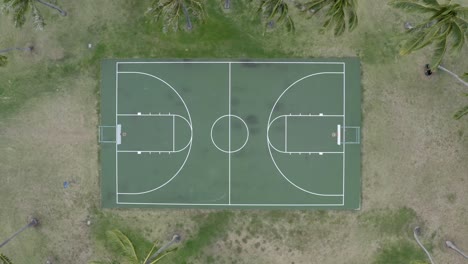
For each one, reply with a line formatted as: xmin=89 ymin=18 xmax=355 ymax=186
xmin=117 ymin=61 xmax=345 ymax=65
xmin=115 ymin=62 xmax=119 ymax=203
xmin=116 ymin=202 xmax=345 ymax=206
xmin=228 ymin=62 xmax=231 ymax=205
xmin=342 ymin=63 xmax=346 ymax=206
xmin=278 ymin=151 xmax=344 ymax=154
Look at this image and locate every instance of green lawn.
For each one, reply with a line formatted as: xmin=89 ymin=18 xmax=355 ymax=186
xmin=0 ymin=0 xmax=467 ymax=263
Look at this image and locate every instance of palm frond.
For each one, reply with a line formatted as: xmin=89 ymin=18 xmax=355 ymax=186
xmin=258 ymin=0 xmax=295 ymax=33
xmin=330 ymin=6 xmax=346 ymax=36
xmin=301 ymin=0 xmax=358 ymax=36
xmin=420 ymin=0 xmax=440 ymax=7
xmin=0 ymin=253 xmax=13 ymax=264
xmin=285 ymin=15 xmax=295 ymax=32
xmin=301 ymin=0 xmax=328 ymax=14
xmin=430 ymin=35 xmax=448 ymax=69
xmin=142 ymin=241 xmax=160 ymax=264
xmin=146 ymin=0 xmax=205 ymax=32
xmin=12 ymin=0 xmax=30 ymax=28
xmin=453 ymin=104 xmax=468 ymax=120
xmin=0 ymin=55 xmax=7 ymax=67
xmin=148 ymin=247 xmax=178 ymax=264
xmin=450 ymin=21 xmax=465 ymax=52
xmin=347 ymin=0 xmax=358 ymax=31
xmin=389 ymin=0 xmax=439 ymax=13
xmin=402 ymin=22 xmax=443 ymax=53
xmin=106 ymin=229 xmax=139 ymax=263
xmin=414 ymin=27 xmax=441 ymax=50
xmin=31 ymin=4 xmax=45 ymax=30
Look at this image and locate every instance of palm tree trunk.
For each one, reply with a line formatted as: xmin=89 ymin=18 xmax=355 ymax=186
xmin=35 ymin=0 xmax=67 ymax=16
xmin=180 ymin=2 xmax=193 ymax=30
xmin=437 ymin=66 xmax=468 ymax=87
xmin=0 ymin=47 xmax=33 ymax=54
xmin=446 ymin=241 xmax=468 ymax=259
xmin=0 ymin=218 xmax=39 ymax=249
xmin=145 ymin=234 xmax=181 ymax=264
xmin=413 ymin=227 xmax=435 ymax=264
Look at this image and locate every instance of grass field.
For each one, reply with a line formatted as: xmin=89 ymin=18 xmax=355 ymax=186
xmin=0 ymin=0 xmax=467 ymax=263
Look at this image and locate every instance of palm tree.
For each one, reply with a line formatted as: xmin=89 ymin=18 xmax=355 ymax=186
xmin=437 ymin=66 xmax=468 ymax=87
xmin=0 ymin=0 xmax=67 ymax=30
xmin=445 ymin=240 xmax=468 ymax=259
xmin=224 ymin=0 xmax=230 ymax=9
xmin=146 ymin=0 xmax=205 ymax=32
xmin=0 ymin=45 xmax=33 ymax=67
xmin=413 ymin=227 xmax=435 ymax=264
xmin=430 ymin=67 xmax=467 ymax=119
xmin=90 ymin=230 xmax=179 ymax=264
xmin=390 ymin=0 xmax=467 ymax=69
xmin=0 ymin=218 xmax=39 ymax=249
xmin=257 ymin=0 xmax=295 ymax=33
xmin=297 ymin=0 xmax=358 ymax=36
xmin=0 ymin=254 xmax=13 ymax=264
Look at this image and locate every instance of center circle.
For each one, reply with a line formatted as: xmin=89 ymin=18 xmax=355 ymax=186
xmin=211 ymin=115 xmax=249 ymax=153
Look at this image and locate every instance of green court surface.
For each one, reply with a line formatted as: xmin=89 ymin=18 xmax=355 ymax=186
xmin=99 ymin=59 xmax=361 ymax=209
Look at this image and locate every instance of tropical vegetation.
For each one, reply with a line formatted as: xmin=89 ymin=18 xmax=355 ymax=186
xmin=90 ymin=229 xmax=176 ymax=264
xmin=297 ymin=0 xmax=358 ymax=36
xmin=146 ymin=0 xmax=206 ymax=32
xmin=0 ymin=56 xmax=7 ymax=67
xmin=454 ymin=71 xmax=468 ymax=119
xmin=390 ymin=0 xmax=468 ymax=69
xmin=0 ymin=0 xmax=66 ymax=30
xmin=257 ymin=0 xmax=295 ymax=33
xmin=0 ymin=254 xmax=13 ymax=264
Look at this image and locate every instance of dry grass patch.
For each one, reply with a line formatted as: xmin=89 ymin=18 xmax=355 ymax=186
xmin=0 ymin=75 xmax=98 ymax=263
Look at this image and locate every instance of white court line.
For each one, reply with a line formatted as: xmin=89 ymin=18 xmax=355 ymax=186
xmin=117 ymin=150 xmax=187 ymax=153
xmin=117 ymin=61 xmax=345 ymax=65
xmin=228 ymin=63 xmax=231 ymax=205
xmin=283 ymin=151 xmax=343 ymax=154
xmin=337 ymin=124 xmax=341 ymax=146
xmin=210 ymin=115 xmax=249 ymax=153
xmin=342 ymin=63 xmax=346 ymax=206
xmin=114 ymin=66 xmax=349 ymax=204
xmin=284 ymin=116 xmax=287 ymax=152
xmin=117 ymin=114 xmax=191 ymax=128
xmin=173 ymin=115 xmax=175 ymax=152
xmin=117 ymin=71 xmax=193 ymax=196
xmin=116 ymin=202 xmax=345 ymax=206
xmin=266 ymin=72 xmax=345 ymax=197
xmin=115 ymin=62 xmax=119 ymax=203
xmin=269 ymin=114 xmax=344 ymax=127
xmin=118 ymin=113 xmax=181 ymax=116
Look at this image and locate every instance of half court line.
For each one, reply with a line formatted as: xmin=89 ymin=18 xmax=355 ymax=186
xmin=228 ymin=62 xmax=231 ymax=205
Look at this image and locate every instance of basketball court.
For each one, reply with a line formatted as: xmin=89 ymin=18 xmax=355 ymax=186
xmin=99 ymin=59 xmax=361 ymax=209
